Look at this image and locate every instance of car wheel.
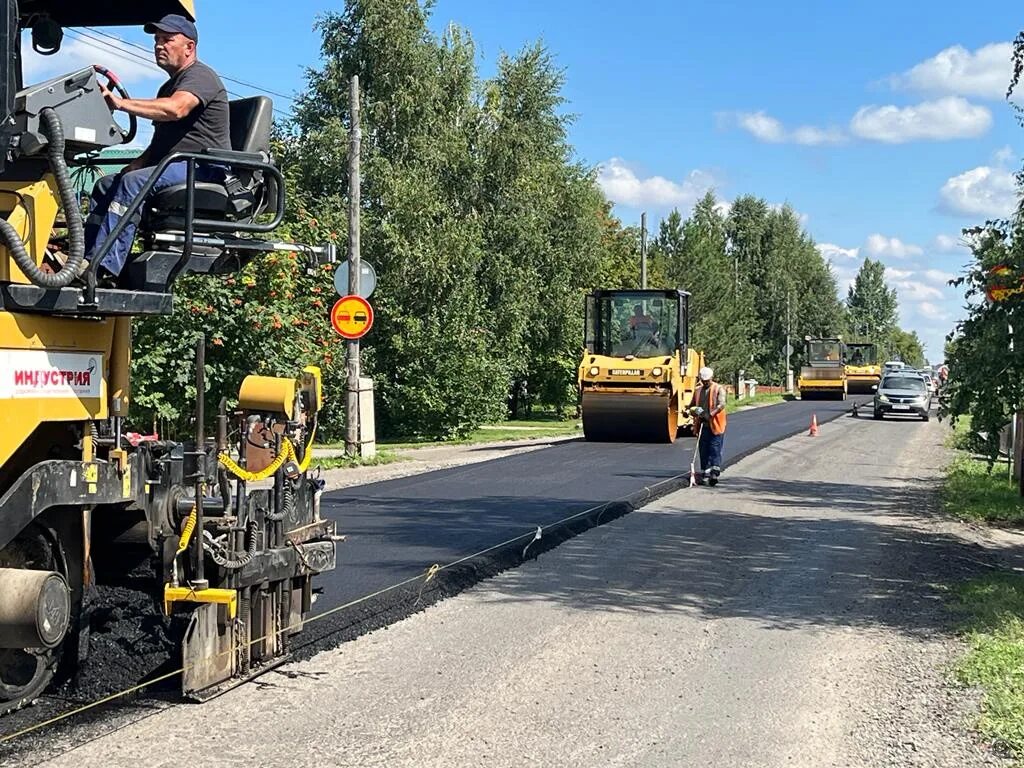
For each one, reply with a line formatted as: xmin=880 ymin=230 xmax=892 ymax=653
xmin=922 ymin=413 xmax=930 ymax=422
xmin=873 ymin=409 xmax=883 ymax=420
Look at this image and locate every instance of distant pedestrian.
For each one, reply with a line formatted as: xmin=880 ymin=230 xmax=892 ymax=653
xmin=691 ymin=366 xmax=727 ymax=486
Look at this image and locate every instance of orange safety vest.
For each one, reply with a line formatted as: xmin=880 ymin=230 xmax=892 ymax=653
xmin=696 ymin=382 xmax=727 ymax=435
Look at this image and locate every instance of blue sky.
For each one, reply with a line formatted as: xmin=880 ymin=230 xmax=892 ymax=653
xmin=25 ymin=1 xmax=1024 ymax=361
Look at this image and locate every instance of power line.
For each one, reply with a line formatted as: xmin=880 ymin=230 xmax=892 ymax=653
xmin=79 ymin=26 xmax=298 ymax=103
xmin=62 ymin=29 xmax=296 ymax=120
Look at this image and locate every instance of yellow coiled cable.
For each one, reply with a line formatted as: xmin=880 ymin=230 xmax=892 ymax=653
xmin=175 ymin=506 xmax=197 ymax=556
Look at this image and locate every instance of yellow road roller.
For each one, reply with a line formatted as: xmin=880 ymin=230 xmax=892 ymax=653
xmin=578 ymin=289 xmax=705 ymax=442
xmin=844 ymin=342 xmax=881 ymax=394
xmin=798 ymin=337 xmax=847 ymax=400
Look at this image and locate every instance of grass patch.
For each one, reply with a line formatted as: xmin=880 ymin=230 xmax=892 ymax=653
xmin=942 ymin=453 xmax=1024 ymax=524
xmin=946 ymin=415 xmax=975 ymax=451
xmin=725 ymin=393 xmax=787 ymax=413
xmin=338 ymin=416 xmax=582 ymax=450
xmin=313 ymin=449 xmax=404 ymax=470
xmin=952 ymin=572 xmax=1024 ymax=760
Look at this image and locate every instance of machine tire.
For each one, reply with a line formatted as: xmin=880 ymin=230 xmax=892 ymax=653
xmin=0 ymin=521 xmax=75 ymax=715
xmin=873 ymin=409 xmax=883 ymax=420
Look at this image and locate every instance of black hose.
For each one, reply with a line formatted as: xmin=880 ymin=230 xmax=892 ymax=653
xmin=266 ymin=478 xmax=294 ymax=522
xmin=207 ymin=520 xmax=258 ymax=569
xmin=0 ymin=108 xmax=86 ymax=289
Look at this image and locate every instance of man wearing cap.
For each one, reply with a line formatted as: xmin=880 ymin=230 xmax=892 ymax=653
xmin=83 ymin=13 xmax=229 ymax=283
xmin=690 ymin=366 xmax=728 ymax=486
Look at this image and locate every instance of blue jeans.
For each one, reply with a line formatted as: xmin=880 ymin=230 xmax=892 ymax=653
xmin=698 ymin=429 xmax=724 ymax=475
xmin=85 ymin=162 xmax=223 ymax=276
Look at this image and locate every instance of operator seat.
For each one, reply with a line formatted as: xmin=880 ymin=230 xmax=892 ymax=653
xmin=141 ymin=95 xmax=277 ymax=232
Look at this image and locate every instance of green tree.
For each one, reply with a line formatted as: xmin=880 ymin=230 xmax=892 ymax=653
xmin=653 ymin=192 xmax=758 ymax=380
xmin=846 ymin=258 xmax=898 ymax=339
xmin=290 ymin=1 xmax=508 ymax=438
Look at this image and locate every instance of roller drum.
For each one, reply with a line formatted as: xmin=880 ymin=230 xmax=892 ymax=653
xmin=0 ymin=568 xmax=70 ymax=649
xmin=581 ymin=391 xmax=678 ymax=443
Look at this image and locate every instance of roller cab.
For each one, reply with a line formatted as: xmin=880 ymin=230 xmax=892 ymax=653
xmin=844 ymin=342 xmax=881 ymax=394
xmin=578 ymin=289 xmax=704 ymax=442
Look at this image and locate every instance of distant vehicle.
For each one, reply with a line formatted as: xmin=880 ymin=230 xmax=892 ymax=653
xmin=873 ymin=373 xmax=932 ymax=421
xmin=882 ymin=360 xmax=906 ymax=376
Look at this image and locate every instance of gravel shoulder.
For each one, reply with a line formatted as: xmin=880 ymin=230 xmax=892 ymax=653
xmin=23 ymin=413 xmax=1024 ymax=767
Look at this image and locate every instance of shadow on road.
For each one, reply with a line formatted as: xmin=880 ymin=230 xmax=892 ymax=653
xmin=476 ymin=472 xmax=998 ymax=640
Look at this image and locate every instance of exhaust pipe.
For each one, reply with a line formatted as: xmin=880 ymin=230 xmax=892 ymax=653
xmin=0 ymin=568 xmax=70 ymax=649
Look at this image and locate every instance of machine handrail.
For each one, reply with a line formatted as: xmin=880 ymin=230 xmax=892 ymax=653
xmin=82 ymin=149 xmax=285 ymax=305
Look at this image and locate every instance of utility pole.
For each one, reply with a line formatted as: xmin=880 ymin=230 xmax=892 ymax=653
xmin=786 ymin=293 xmax=792 ymax=392
xmin=640 ymin=212 xmax=647 ymax=289
xmin=345 ymin=75 xmax=362 ymax=458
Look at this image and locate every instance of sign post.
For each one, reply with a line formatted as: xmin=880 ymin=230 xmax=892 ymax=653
xmin=345 ymin=75 xmax=362 ymax=458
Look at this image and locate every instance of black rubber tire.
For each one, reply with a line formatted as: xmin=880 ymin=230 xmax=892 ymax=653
xmin=873 ymin=410 xmax=883 ymax=420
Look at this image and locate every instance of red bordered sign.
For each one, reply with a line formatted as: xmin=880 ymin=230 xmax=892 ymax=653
xmin=330 ymin=295 xmax=374 ymax=339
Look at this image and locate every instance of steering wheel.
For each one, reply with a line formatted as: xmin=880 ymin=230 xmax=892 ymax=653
xmin=93 ymin=65 xmax=137 ymax=146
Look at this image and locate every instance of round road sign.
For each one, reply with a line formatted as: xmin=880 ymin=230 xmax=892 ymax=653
xmin=333 ymin=261 xmax=377 ymax=299
xmin=330 ymin=295 xmax=374 ymax=339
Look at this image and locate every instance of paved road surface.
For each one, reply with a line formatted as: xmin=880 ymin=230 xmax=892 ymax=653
xmin=316 ymin=396 xmax=866 ymax=614
xmin=31 ymin=405 xmax=1011 ymax=767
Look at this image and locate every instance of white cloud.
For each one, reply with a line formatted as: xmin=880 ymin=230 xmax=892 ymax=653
xmin=790 ymin=125 xmax=846 ymax=146
xmin=931 ymin=234 xmax=963 ymax=252
xmin=816 ymin=243 xmax=859 ymax=261
xmin=597 ymin=158 xmax=718 ymax=210
xmin=863 ymin=234 xmax=924 ymax=259
xmin=887 ymin=267 xmax=914 ymax=280
xmin=893 ymin=281 xmax=944 ymax=301
xmin=938 ymin=165 xmax=1018 ymax=218
xmin=22 ymin=35 xmax=163 ymax=87
xmin=916 ymin=301 xmax=952 ymax=321
xmin=922 ymin=268 xmax=957 ymax=286
xmin=850 ymin=97 xmax=991 ymax=143
xmin=728 ymin=111 xmax=845 ymax=146
xmin=994 ymin=145 xmax=1016 ymax=165
xmin=887 ymin=43 xmax=1014 ymax=100
xmin=737 ymin=111 xmax=785 ymax=143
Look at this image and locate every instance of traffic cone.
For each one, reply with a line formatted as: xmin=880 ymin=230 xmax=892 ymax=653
xmin=809 ymin=414 xmax=819 ymax=437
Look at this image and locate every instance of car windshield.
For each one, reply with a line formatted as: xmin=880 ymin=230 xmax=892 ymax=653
xmin=882 ymin=376 xmax=926 ymax=392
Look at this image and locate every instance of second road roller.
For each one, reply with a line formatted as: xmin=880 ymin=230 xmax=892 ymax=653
xmin=578 ymin=289 xmax=705 ymax=442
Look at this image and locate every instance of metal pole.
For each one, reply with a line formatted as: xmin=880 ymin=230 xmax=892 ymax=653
xmin=786 ymin=294 xmax=792 ymax=392
xmin=640 ymin=212 xmax=647 ymax=289
xmin=345 ymin=75 xmax=362 ymax=458
xmin=194 ymin=335 xmax=206 ymax=586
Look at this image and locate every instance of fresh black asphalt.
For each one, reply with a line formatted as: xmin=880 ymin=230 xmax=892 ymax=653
xmin=315 ymin=396 xmax=869 ymax=615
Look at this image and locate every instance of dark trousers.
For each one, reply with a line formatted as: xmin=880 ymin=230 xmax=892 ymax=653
xmin=698 ymin=429 xmax=725 ymax=475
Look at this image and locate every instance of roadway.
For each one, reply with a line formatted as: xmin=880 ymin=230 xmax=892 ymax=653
xmin=305 ymin=395 xmax=870 ymax=643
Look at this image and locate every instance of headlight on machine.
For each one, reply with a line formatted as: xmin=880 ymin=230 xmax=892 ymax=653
xmin=588 ymin=366 xmax=600 ymax=377
xmin=877 ymin=394 xmax=889 ymax=403
xmin=651 ymin=366 xmax=663 ymax=377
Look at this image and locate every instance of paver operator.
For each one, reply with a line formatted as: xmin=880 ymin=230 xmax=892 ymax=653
xmin=84 ymin=13 xmax=230 ymax=284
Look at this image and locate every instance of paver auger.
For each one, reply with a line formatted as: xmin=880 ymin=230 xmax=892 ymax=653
xmin=0 ymin=1 xmax=338 ymax=713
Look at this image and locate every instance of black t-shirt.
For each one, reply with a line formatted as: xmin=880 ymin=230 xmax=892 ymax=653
xmin=147 ymin=60 xmax=230 ymax=163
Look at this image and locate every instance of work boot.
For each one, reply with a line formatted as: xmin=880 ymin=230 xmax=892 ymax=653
xmin=708 ymin=468 xmax=721 ymax=487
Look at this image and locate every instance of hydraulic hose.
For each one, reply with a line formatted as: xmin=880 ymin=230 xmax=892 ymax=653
xmin=205 ymin=520 xmax=259 ymax=569
xmin=0 ymin=108 xmax=86 ymax=289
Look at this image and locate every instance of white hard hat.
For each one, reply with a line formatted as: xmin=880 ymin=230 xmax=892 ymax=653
xmin=699 ymin=366 xmax=713 ymax=381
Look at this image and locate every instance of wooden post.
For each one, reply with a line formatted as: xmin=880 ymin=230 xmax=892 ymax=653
xmin=640 ymin=212 xmax=647 ymax=289
xmin=345 ymin=75 xmax=362 ymax=458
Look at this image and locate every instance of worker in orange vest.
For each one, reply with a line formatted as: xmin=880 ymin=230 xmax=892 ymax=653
xmin=690 ymin=366 xmax=728 ymax=486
